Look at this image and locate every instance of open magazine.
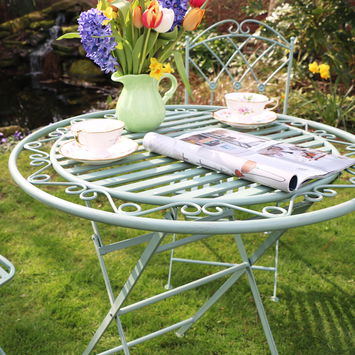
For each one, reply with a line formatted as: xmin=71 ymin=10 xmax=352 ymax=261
xmin=143 ymin=128 xmax=355 ymax=192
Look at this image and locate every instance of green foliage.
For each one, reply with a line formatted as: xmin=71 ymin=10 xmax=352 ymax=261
xmin=56 ymin=32 xmax=81 ymax=40
xmin=263 ymin=0 xmax=354 ymax=86
xmin=289 ymin=83 xmax=355 ymax=129
xmin=244 ymin=0 xmax=267 ymax=16
xmin=173 ymin=50 xmax=192 ymax=97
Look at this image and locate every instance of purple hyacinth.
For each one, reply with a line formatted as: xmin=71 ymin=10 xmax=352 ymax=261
xmin=78 ymin=8 xmax=119 ymax=74
xmin=159 ymin=0 xmax=189 ymax=30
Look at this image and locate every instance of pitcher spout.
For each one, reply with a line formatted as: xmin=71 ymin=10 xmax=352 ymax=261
xmin=111 ymin=71 xmax=126 ymax=84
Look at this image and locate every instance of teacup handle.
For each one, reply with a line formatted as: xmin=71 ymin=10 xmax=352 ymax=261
xmin=158 ymin=73 xmax=178 ymax=104
xmin=265 ymin=97 xmax=279 ymax=111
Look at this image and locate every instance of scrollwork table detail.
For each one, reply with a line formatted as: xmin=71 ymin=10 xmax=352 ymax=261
xmin=9 ymin=105 xmax=355 ymax=355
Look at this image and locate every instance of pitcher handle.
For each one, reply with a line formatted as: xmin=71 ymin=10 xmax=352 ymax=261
xmin=158 ymin=73 xmax=178 ymax=104
xmin=265 ymin=97 xmax=279 ymax=111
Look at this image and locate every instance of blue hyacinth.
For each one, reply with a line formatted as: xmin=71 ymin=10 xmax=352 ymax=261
xmin=78 ymin=8 xmax=118 ymax=74
xmin=159 ymin=0 xmax=189 ymax=30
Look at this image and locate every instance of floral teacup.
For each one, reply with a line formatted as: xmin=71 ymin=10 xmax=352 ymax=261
xmin=70 ymin=119 xmax=124 ymax=154
xmin=225 ymin=92 xmax=278 ymax=115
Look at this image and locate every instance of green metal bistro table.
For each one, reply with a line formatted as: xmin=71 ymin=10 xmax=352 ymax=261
xmin=9 ymin=105 xmax=355 ymax=354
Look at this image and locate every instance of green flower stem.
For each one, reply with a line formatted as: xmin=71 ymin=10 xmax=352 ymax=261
xmin=201 ymin=0 xmax=210 ymax=9
xmin=158 ymin=29 xmax=185 ymax=63
xmin=101 ymin=0 xmax=109 ymax=9
xmin=139 ymin=0 xmax=146 ymax=11
xmin=131 ymin=16 xmax=135 ymax=44
xmin=111 ymin=22 xmax=127 ymax=74
xmin=139 ymin=28 xmax=151 ymax=73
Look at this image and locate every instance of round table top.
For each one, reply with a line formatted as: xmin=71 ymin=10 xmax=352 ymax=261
xmin=9 ymin=105 xmax=355 ymax=234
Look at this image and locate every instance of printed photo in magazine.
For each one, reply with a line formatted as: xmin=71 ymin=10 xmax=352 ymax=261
xmin=143 ymin=128 xmax=355 ymax=192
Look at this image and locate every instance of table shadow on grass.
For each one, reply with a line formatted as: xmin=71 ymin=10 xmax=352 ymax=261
xmin=279 ymin=287 xmax=354 ymax=355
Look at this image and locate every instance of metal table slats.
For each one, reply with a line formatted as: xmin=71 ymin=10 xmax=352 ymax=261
xmin=46 ymin=106 xmax=346 ymax=206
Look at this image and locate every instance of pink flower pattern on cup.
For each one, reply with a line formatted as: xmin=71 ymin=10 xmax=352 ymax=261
xmin=238 ymin=107 xmax=254 ymax=115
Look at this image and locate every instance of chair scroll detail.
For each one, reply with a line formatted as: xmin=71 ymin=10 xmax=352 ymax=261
xmin=184 ymin=19 xmax=296 ymax=114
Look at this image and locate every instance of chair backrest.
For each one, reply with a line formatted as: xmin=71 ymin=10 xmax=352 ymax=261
xmin=184 ymin=19 xmax=296 ymax=114
xmin=0 ymin=255 xmax=15 ymax=286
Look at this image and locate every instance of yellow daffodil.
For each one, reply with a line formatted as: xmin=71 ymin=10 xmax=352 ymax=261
xmin=97 ymin=0 xmax=103 ymax=11
xmin=149 ymin=58 xmax=174 ymax=79
xmin=319 ymin=63 xmax=330 ymax=80
xmin=150 ymin=68 xmax=164 ymax=80
xmin=162 ymin=63 xmax=174 ymax=74
xmin=102 ymin=7 xmax=117 ymax=25
xmin=149 ymin=58 xmax=163 ymax=71
xmin=308 ymin=61 xmax=319 ymax=74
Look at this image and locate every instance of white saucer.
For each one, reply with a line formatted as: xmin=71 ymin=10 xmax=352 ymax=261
xmin=213 ymin=109 xmax=277 ymax=129
xmin=59 ymin=136 xmax=138 ymax=165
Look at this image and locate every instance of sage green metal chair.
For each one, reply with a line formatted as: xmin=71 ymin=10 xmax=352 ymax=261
xmin=184 ymin=19 xmax=295 ymax=114
xmin=0 ymin=255 xmax=15 ymax=287
xmin=0 ymin=255 xmax=15 ymax=355
xmin=166 ymin=19 xmax=297 ymax=300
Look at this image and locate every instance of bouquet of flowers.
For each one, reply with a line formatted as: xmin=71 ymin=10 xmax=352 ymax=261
xmin=58 ymin=0 xmax=208 ymax=90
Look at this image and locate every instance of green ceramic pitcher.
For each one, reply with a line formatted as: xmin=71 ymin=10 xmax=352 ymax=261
xmin=111 ymin=73 xmax=178 ymax=133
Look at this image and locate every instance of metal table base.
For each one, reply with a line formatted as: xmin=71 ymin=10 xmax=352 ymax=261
xmin=8 ymin=106 xmax=355 ymax=354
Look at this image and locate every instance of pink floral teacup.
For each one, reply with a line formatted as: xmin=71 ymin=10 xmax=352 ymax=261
xmin=225 ymin=92 xmax=278 ymax=115
xmin=71 ymin=119 xmax=124 ymax=154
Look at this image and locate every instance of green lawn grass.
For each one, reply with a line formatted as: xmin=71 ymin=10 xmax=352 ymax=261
xmin=1 ymin=151 xmax=354 ymax=355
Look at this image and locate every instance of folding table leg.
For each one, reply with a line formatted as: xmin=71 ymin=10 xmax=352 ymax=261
xmin=165 ymin=233 xmax=176 ymax=290
xmin=83 ymin=231 xmax=167 ymax=355
xmin=176 ymin=267 xmax=246 ymax=337
xmin=271 ymin=240 xmax=280 ymax=302
xmin=234 ymin=234 xmax=278 ymax=355
xmin=85 ymin=201 xmax=130 ymax=355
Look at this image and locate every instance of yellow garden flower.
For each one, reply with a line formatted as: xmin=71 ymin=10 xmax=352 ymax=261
xmin=308 ymin=61 xmax=319 ymax=74
xmin=149 ymin=58 xmax=163 ymax=71
xmin=149 ymin=58 xmax=163 ymax=79
xmin=97 ymin=0 xmax=103 ymax=11
xmin=162 ymin=63 xmax=174 ymax=74
xmin=102 ymin=7 xmax=117 ymax=25
xmin=97 ymin=1 xmax=117 ymax=25
xmin=319 ymin=63 xmax=330 ymax=80
xmin=149 ymin=58 xmax=174 ymax=80
xmin=150 ymin=68 xmax=164 ymax=80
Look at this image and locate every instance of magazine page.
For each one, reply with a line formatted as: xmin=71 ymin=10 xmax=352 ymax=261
xmin=257 ymin=142 xmax=354 ymax=181
xmin=143 ymin=128 xmax=355 ymax=192
xmin=143 ymin=131 xmax=297 ymax=191
xmin=177 ymin=128 xmax=355 ymax=187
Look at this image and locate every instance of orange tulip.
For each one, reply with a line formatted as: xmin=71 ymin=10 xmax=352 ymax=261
xmin=183 ymin=8 xmax=205 ymax=31
xmin=132 ymin=5 xmax=143 ymax=28
xmin=142 ymin=0 xmax=163 ymax=29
